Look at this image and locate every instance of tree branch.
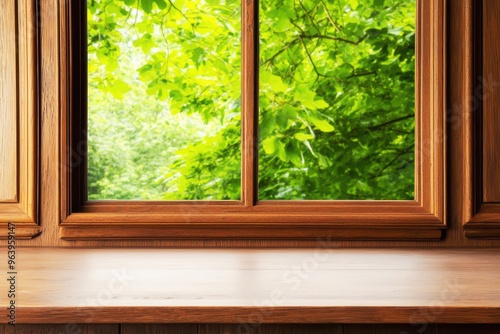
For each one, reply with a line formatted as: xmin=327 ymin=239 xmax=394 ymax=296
xmin=299 ymin=36 xmax=322 ymax=80
xmin=262 ymin=39 xmax=301 ymax=65
xmin=298 ymin=0 xmax=322 ymax=35
xmin=320 ymin=0 xmax=343 ymax=33
xmin=299 ymin=33 xmax=367 ymax=45
xmin=346 ymin=71 xmax=377 ymax=79
xmin=371 ymin=145 xmax=413 ymax=179
xmin=367 ymin=114 xmax=414 ymax=131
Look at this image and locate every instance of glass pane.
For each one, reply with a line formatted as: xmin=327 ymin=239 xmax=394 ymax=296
xmin=259 ymin=0 xmax=416 ymax=200
xmin=87 ymin=0 xmax=241 ymax=200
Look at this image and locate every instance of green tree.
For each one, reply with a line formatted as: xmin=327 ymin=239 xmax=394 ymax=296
xmin=87 ymin=0 xmax=415 ymax=200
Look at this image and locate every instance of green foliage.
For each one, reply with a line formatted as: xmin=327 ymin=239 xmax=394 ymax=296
xmin=87 ymin=0 xmax=241 ymax=200
xmin=258 ymin=0 xmax=416 ymax=199
xmin=87 ymin=0 xmax=415 ymax=200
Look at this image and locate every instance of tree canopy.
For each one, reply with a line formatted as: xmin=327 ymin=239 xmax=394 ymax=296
xmin=87 ymin=0 xmax=416 ymax=200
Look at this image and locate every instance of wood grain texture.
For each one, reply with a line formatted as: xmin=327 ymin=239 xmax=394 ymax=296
xmin=344 ymin=324 xmax=436 ymax=334
xmin=1 ymin=248 xmax=500 ymax=324
xmin=482 ymin=0 xmax=500 ymax=202
xmin=0 ymin=324 xmax=118 ymax=334
xmin=0 ymin=0 xmax=39 ymax=237
xmin=241 ymin=0 xmax=257 ymax=207
xmin=199 ymin=324 xmax=342 ymax=334
xmin=461 ymin=0 xmax=500 ymax=238
xmin=39 ymin=0 xmax=60 ymax=242
xmin=121 ymin=324 xmax=197 ymax=334
xmin=0 ymin=0 xmax=18 ymax=202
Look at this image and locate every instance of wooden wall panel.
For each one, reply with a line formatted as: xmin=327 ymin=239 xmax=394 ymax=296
xmin=0 ymin=0 xmax=39 ymax=238
xmin=0 ymin=0 xmax=18 ymax=202
xmin=462 ymin=0 xmax=500 ymax=237
xmin=436 ymin=324 xmax=500 ymax=334
xmin=0 ymin=324 xmax=119 ymax=334
xmin=345 ymin=324 xmax=436 ymax=334
xmin=2 ymin=324 xmax=499 ymax=333
xmin=482 ymin=0 xmax=500 ymax=202
xmin=198 ymin=324 xmax=342 ymax=334
xmin=121 ymin=324 xmax=197 ymax=334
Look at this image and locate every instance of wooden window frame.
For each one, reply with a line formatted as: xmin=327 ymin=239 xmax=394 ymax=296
xmin=59 ymin=0 xmax=446 ymax=240
xmin=0 ymin=0 xmax=40 ymax=239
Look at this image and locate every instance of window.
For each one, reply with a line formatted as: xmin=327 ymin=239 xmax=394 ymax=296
xmin=60 ymin=0 xmax=446 ymax=240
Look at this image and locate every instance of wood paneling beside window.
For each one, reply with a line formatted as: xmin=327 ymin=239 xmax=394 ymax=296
xmin=0 ymin=324 xmax=119 ymax=334
xmin=482 ymin=0 xmax=500 ymax=203
xmin=0 ymin=0 xmax=17 ymax=202
xmin=3 ymin=324 xmax=500 ymax=333
xmin=344 ymin=324 xmax=436 ymax=334
xmin=198 ymin=324 xmax=343 ymax=334
xmin=121 ymin=324 xmax=197 ymax=334
xmin=463 ymin=0 xmax=500 ymax=238
xmin=0 ymin=0 xmax=39 ymax=239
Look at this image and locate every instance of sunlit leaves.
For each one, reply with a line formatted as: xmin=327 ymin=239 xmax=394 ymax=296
xmin=87 ymin=0 xmax=241 ymax=199
xmin=87 ymin=0 xmax=416 ymax=201
xmin=310 ymin=118 xmax=335 ymax=133
xmin=258 ymin=0 xmax=416 ymax=199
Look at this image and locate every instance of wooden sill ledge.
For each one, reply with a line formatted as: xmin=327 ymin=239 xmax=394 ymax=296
xmin=2 ymin=248 xmax=500 ymax=324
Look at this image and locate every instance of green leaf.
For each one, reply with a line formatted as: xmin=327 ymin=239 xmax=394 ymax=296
xmin=285 ymin=141 xmax=302 ymax=166
xmin=294 ymin=86 xmax=316 ymax=108
xmin=262 ymin=137 xmax=277 ymax=154
xmin=154 ymin=0 xmax=167 ymax=9
xmin=132 ymin=34 xmax=157 ymax=53
xmin=274 ymin=17 xmax=291 ymax=32
xmin=276 ymin=141 xmax=287 ymax=162
xmin=310 ymin=118 xmax=334 ymax=132
xmin=313 ymin=99 xmax=330 ymax=109
xmin=276 ymin=105 xmax=297 ymax=128
xmin=261 ymin=71 xmax=288 ymax=93
xmin=260 ymin=111 xmax=277 ymax=138
xmin=108 ymin=79 xmax=131 ymax=99
xmin=141 ymin=0 xmax=153 ymax=13
xmin=294 ymin=132 xmax=314 ymax=141
xmin=293 ymin=86 xmax=327 ymax=110
xmin=191 ymin=47 xmax=206 ymax=67
xmin=318 ymin=154 xmax=332 ymax=168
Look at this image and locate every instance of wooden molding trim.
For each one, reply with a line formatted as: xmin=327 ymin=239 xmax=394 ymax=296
xmin=60 ymin=224 xmax=442 ymax=240
xmin=463 ymin=0 xmax=500 ymax=238
xmin=0 ymin=0 xmax=39 ymax=239
xmin=0 ymin=224 xmax=42 ymax=239
xmin=58 ymin=0 xmax=446 ymax=240
xmin=15 ymin=306 xmax=500 ymax=324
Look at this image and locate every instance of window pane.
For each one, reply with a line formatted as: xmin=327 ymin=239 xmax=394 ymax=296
xmin=87 ymin=0 xmax=241 ymax=200
xmin=259 ymin=0 xmax=416 ymax=200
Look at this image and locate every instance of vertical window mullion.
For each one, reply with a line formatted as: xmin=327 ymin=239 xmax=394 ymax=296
xmin=242 ymin=0 xmax=258 ymax=207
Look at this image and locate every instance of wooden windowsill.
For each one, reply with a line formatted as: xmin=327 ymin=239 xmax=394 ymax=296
xmin=3 ymin=248 xmax=500 ymax=324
